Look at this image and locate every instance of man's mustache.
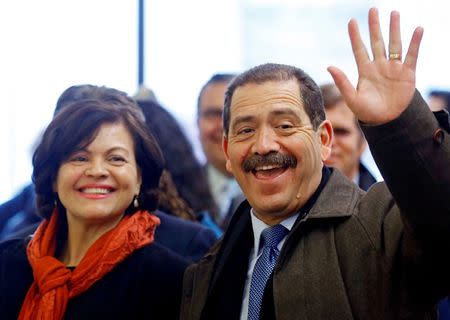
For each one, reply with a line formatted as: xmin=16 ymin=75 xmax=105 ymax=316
xmin=242 ymin=152 xmax=297 ymax=172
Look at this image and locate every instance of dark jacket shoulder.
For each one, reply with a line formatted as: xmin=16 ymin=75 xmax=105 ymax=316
xmin=154 ymin=210 xmax=218 ymax=262
xmin=65 ymin=242 xmax=189 ymax=319
xmin=0 ymin=238 xmax=33 ymax=320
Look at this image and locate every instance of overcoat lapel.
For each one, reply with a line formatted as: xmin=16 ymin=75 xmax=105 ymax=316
xmin=201 ymin=207 xmax=253 ymax=320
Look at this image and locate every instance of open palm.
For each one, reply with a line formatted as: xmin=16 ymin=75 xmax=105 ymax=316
xmin=328 ymin=8 xmax=424 ymax=125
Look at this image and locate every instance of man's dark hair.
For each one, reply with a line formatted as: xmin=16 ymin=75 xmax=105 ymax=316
xmin=320 ymin=83 xmax=343 ymax=110
xmin=223 ymin=63 xmax=325 ymax=136
xmin=197 ymin=73 xmax=236 ymax=116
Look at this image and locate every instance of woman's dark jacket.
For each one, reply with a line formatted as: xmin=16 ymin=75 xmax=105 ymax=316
xmin=0 ymin=238 xmax=189 ymax=319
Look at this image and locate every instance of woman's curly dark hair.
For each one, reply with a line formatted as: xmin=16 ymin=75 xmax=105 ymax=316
xmin=32 ymin=98 xmax=164 ymax=219
xmin=137 ymin=100 xmax=218 ymax=219
xmin=157 ymin=170 xmax=195 ymax=221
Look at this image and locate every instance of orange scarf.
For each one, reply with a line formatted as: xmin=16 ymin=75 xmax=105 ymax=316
xmin=18 ymin=209 xmax=160 ymax=320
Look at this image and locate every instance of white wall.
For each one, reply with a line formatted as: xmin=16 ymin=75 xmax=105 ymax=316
xmin=0 ymin=0 xmax=138 ymax=201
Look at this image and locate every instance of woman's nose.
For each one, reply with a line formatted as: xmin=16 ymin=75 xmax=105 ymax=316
xmin=84 ymin=160 xmax=108 ymax=177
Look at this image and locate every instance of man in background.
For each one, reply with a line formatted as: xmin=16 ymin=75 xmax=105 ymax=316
xmin=428 ymin=89 xmax=450 ymax=112
xmin=320 ymin=83 xmax=377 ymax=190
xmin=197 ymin=73 xmax=243 ymax=228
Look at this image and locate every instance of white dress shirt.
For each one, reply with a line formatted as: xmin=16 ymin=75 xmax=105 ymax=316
xmin=207 ymin=165 xmax=242 ymax=223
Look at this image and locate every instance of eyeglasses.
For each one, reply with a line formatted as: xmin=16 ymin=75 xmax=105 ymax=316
xmin=199 ymin=109 xmax=223 ymax=120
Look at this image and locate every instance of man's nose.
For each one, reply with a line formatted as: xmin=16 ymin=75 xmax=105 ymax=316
xmin=213 ymin=118 xmax=223 ymax=131
xmin=211 ymin=113 xmax=224 ymax=130
xmin=252 ymin=127 xmax=280 ymax=155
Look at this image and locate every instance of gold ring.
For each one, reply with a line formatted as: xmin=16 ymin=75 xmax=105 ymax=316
xmin=389 ymin=52 xmax=401 ymax=60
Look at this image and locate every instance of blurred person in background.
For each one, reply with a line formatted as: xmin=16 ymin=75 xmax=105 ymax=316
xmin=136 ymin=97 xmax=222 ymax=236
xmin=320 ymin=82 xmax=377 ymax=191
xmin=428 ymin=89 xmax=450 ymax=112
xmin=197 ymin=73 xmax=244 ymax=229
xmin=0 ymin=93 xmax=188 ymax=319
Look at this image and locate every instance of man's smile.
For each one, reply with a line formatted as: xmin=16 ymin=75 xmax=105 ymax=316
xmin=252 ymin=164 xmax=291 ymax=180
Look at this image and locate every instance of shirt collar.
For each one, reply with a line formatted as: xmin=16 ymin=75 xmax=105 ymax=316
xmin=207 ymin=165 xmax=233 ymax=195
xmin=352 ymin=171 xmax=360 ymax=185
xmin=250 ymin=209 xmax=298 ymax=257
xmin=249 ymin=166 xmax=331 ymax=257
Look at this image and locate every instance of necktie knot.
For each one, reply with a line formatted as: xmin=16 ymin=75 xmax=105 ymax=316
xmin=260 ymin=224 xmax=288 ymax=249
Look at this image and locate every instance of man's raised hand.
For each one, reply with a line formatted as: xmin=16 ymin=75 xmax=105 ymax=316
xmin=328 ymin=7 xmax=424 ymax=125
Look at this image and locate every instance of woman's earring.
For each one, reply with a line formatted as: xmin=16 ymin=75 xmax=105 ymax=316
xmin=133 ymin=195 xmax=139 ymax=208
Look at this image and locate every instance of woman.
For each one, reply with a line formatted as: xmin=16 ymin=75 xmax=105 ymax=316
xmin=0 ymin=93 xmax=188 ymax=319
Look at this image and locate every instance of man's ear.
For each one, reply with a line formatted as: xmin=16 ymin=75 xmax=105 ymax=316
xmin=222 ymin=135 xmax=233 ymax=174
xmin=318 ymin=120 xmax=333 ymax=161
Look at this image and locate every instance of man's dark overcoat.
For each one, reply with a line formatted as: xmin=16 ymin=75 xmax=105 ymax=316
xmin=181 ymin=92 xmax=450 ymax=319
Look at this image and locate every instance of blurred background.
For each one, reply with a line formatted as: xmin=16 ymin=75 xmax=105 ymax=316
xmin=0 ymin=0 xmax=448 ymax=202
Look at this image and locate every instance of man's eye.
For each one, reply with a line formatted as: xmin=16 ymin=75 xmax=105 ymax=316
xmin=201 ymin=109 xmax=222 ymax=120
xmin=333 ymin=128 xmax=351 ymax=136
xmin=278 ymin=124 xmax=293 ymax=129
xmin=237 ymin=128 xmax=253 ymax=135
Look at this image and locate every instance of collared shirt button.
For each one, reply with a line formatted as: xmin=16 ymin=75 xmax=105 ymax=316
xmin=433 ymin=128 xmax=445 ymax=145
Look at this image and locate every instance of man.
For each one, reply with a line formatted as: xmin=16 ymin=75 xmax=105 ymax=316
xmin=181 ymin=8 xmax=450 ymax=319
xmin=197 ymin=73 xmax=244 ymax=228
xmin=428 ymin=89 xmax=450 ymax=112
xmin=321 ymin=82 xmax=377 ymax=190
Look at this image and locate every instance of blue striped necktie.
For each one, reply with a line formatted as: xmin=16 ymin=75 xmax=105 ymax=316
xmin=248 ymin=224 xmax=288 ymax=320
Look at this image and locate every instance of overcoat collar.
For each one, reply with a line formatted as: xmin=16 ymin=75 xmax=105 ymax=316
xmin=209 ymin=168 xmax=360 ymax=290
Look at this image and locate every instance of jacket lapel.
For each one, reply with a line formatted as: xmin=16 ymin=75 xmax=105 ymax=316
xmin=307 ymin=169 xmax=362 ymax=219
xmin=201 ymin=206 xmax=253 ymax=319
xmin=278 ymin=169 xmax=359 ymax=268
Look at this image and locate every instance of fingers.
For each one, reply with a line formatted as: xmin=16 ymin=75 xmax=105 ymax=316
xmin=327 ymin=66 xmax=357 ymax=107
xmin=355 ymin=7 xmax=421 ymax=67
xmin=404 ymin=27 xmax=424 ymax=71
xmin=369 ymin=7 xmax=387 ymax=60
xmin=388 ymin=11 xmax=402 ymax=61
xmin=348 ymin=18 xmax=370 ymax=69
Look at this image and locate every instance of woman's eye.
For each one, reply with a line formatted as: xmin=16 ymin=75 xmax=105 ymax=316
xmin=109 ymin=155 xmax=127 ymax=163
xmin=69 ymin=155 xmax=88 ymax=162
